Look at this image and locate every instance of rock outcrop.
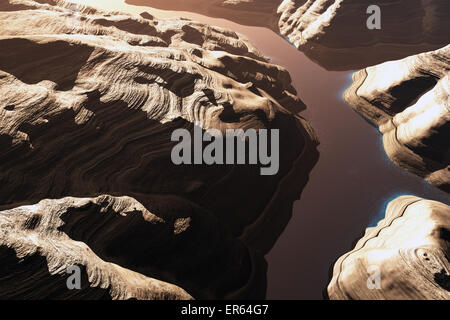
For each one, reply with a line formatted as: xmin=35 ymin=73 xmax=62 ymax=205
xmin=128 ymin=0 xmax=450 ymax=70
xmin=0 ymin=196 xmax=195 ymax=300
xmin=0 ymin=0 xmax=318 ymax=299
xmin=343 ymin=45 xmax=449 ymax=192
xmin=277 ymin=0 xmax=450 ymax=70
xmin=328 ymin=195 xmax=450 ymax=300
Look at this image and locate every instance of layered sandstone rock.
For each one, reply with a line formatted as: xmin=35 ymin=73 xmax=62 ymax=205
xmin=0 ymin=196 xmax=194 ymax=300
xmin=277 ymin=0 xmax=450 ymax=70
xmin=129 ymin=0 xmax=450 ymax=70
xmin=343 ymin=45 xmax=449 ymax=192
xmin=328 ymin=196 xmax=450 ymax=300
xmin=0 ymin=0 xmax=318 ymax=299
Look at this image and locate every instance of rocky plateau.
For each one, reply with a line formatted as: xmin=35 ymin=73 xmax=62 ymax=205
xmin=343 ymin=45 xmax=449 ymax=192
xmin=328 ymin=195 xmax=450 ymax=300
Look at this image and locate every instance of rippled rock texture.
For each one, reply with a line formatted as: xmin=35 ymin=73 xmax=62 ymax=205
xmin=277 ymin=0 xmax=450 ymax=70
xmin=328 ymin=196 xmax=450 ymax=300
xmin=129 ymin=0 xmax=450 ymax=70
xmin=344 ymin=45 xmax=449 ymax=192
xmin=0 ymin=196 xmax=194 ymax=300
xmin=0 ymin=0 xmax=318 ymax=299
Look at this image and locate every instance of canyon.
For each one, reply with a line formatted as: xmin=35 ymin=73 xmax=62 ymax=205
xmin=0 ymin=0 xmax=318 ymax=299
xmin=0 ymin=0 xmax=449 ymax=300
xmin=127 ymin=0 xmax=450 ymax=70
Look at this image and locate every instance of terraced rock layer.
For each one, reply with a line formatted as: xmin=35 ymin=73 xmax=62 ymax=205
xmin=328 ymin=196 xmax=450 ymax=300
xmin=343 ymin=45 xmax=449 ymax=192
xmin=0 ymin=0 xmax=318 ymax=299
xmin=0 ymin=196 xmax=195 ymax=300
xmin=277 ymin=0 xmax=450 ymax=70
xmin=128 ymin=0 xmax=450 ymax=70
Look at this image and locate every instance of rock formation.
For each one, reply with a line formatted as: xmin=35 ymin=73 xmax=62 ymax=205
xmin=343 ymin=45 xmax=449 ymax=192
xmin=328 ymin=195 xmax=450 ymax=300
xmin=0 ymin=0 xmax=318 ymax=299
xmin=128 ymin=0 xmax=450 ymax=70
xmin=0 ymin=196 xmax=194 ymax=300
xmin=277 ymin=0 xmax=450 ymax=70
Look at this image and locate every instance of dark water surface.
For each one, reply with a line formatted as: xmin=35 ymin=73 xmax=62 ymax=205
xmin=240 ymin=28 xmax=450 ymax=300
xmin=82 ymin=0 xmax=450 ymax=299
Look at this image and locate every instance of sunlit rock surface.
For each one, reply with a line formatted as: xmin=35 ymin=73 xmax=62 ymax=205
xmin=129 ymin=0 xmax=450 ymax=70
xmin=344 ymin=45 xmax=449 ymax=192
xmin=277 ymin=0 xmax=450 ymax=70
xmin=328 ymin=195 xmax=450 ymax=300
xmin=0 ymin=0 xmax=318 ymax=299
xmin=0 ymin=196 xmax=195 ymax=300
